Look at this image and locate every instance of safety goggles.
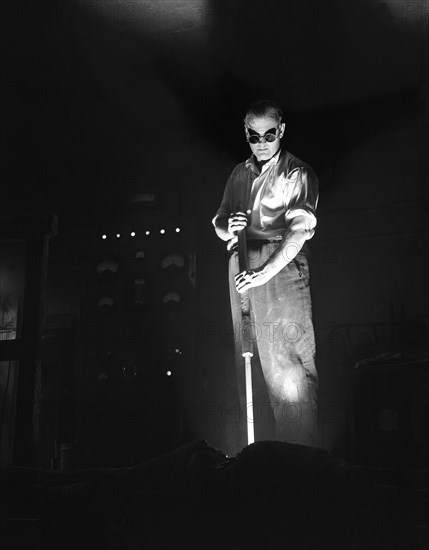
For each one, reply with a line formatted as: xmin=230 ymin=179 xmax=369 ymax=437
xmin=246 ymin=126 xmax=280 ymax=144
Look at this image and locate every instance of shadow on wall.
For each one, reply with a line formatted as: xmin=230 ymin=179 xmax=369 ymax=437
xmin=311 ymin=113 xmax=429 ymax=459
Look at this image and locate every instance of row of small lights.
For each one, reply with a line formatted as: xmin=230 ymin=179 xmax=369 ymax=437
xmin=101 ymin=227 xmax=181 ymax=240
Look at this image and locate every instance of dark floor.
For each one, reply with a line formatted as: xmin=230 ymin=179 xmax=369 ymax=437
xmin=1 ymin=441 xmax=428 ymax=550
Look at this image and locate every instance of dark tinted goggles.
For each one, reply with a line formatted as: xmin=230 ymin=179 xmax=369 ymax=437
xmin=246 ymin=126 xmax=279 ymax=144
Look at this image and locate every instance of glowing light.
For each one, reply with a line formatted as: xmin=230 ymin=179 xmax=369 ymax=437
xmin=145 ymin=230 xmax=150 ymax=236
xmin=116 ymin=233 xmax=121 ymax=238
xmin=101 ymin=234 xmax=107 ymax=240
xmin=160 ymin=229 xmax=165 ymax=234
xmin=175 ymin=227 xmax=181 ymax=233
xmin=130 ymin=231 xmax=136 ymax=237
xmin=175 ymin=348 xmax=181 ymax=354
xmin=166 ymin=370 xmax=172 ymax=376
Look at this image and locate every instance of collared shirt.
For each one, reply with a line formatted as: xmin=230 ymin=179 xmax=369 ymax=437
xmin=212 ymin=147 xmax=319 ymax=241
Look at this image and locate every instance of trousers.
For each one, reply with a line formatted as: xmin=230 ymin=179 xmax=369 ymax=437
xmin=228 ymin=241 xmax=319 ymax=447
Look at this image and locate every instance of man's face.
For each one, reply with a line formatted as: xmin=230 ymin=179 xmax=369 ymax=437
xmin=245 ymin=116 xmax=285 ymax=161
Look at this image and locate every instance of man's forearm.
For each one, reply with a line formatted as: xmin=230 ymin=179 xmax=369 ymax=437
xmin=261 ymin=226 xmax=308 ymax=278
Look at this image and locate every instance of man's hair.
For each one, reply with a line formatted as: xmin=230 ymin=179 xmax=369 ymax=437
xmin=244 ymin=99 xmax=283 ymax=126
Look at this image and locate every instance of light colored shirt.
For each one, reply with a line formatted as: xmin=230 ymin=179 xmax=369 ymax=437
xmin=212 ymin=147 xmax=319 ymax=241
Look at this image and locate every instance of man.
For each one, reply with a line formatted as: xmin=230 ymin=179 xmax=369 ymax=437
xmin=212 ymin=99 xmax=320 ymax=448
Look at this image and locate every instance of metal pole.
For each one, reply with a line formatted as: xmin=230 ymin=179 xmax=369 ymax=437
xmin=237 ymin=211 xmax=254 ymax=445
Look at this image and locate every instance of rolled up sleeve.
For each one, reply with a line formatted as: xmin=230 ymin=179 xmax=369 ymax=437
xmin=284 ymin=167 xmax=319 ymax=238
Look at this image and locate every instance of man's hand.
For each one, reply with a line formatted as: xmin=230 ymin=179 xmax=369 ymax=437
xmin=228 ymin=211 xmax=248 ymax=235
xmin=234 ymin=266 xmax=274 ymax=293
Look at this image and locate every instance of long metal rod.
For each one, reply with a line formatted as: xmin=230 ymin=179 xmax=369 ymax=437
xmin=237 ymin=218 xmax=254 ymax=445
xmin=244 ymin=354 xmax=254 ymax=444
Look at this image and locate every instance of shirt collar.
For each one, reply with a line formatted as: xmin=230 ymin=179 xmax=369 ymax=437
xmin=245 ymin=146 xmax=283 ymax=175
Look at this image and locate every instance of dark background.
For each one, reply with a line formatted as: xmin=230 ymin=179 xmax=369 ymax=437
xmin=2 ymin=0 xmax=428 ymax=465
